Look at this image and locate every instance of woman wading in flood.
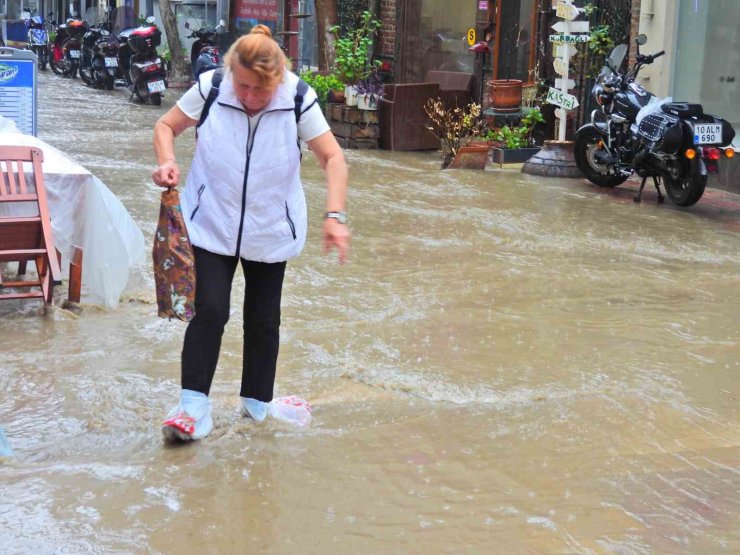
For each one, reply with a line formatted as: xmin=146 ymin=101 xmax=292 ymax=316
xmin=152 ymin=25 xmax=349 ymax=441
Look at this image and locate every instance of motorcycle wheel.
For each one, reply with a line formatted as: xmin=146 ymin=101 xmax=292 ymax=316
xmin=50 ymin=49 xmax=64 ymax=75
xmin=104 ymin=75 xmax=114 ymax=91
xmin=69 ymin=62 xmax=78 ymax=79
xmin=79 ymin=64 xmax=94 ymax=86
xmin=663 ymin=169 xmax=707 ymax=207
xmin=574 ymin=126 xmax=629 ymax=188
xmin=150 ymin=92 xmax=162 ymax=106
xmin=39 ymin=48 xmax=47 ymax=71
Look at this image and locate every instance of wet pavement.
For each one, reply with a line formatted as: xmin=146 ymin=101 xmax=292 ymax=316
xmin=0 ymin=71 xmax=739 ymax=554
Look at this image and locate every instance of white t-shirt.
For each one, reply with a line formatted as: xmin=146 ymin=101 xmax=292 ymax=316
xmin=177 ymin=73 xmax=330 ymax=143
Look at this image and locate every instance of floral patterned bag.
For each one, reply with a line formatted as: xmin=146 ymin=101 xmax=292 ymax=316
xmin=153 ymin=187 xmax=196 ymax=321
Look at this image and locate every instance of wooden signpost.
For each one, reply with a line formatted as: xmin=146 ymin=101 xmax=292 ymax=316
xmin=547 ymin=0 xmax=589 ymax=142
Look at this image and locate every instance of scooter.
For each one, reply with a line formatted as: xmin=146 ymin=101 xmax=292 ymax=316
xmin=117 ymin=17 xmax=167 ymax=105
xmin=185 ymin=19 xmax=225 ymax=78
xmin=22 ymin=11 xmax=50 ymax=70
xmin=50 ymin=16 xmax=88 ymax=78
xmin=574 ymin=34 xmax=736 ymax=207
xmin=80 ymin=22 xmax=119 ymax=90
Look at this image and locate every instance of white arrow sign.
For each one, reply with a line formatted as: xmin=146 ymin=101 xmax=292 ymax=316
xmin=553 ymin=58 xmax=568 ymax=76
xmin=555 ymin=78 xmax=577 ymax=89
xmin=553 ymin=43 xmax=578 ymax=58
xmin=549 ymin=34 xmax=590 ymax=43
xmin=552 ymin=21 xmax=590 ymax=34
xmin=555 ymin=1 xmax=579 ymax=20
xmin=546 ymin=87 xmax=579 ymax=110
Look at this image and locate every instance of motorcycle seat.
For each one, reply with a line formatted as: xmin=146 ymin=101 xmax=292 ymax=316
xmin=661 ymin=102 xmax=703 ymax=118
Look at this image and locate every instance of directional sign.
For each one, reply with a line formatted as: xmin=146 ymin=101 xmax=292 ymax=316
xmin=553 ymin=43 xmax=578 ymax=58
xmin=549 ymin=34 xmax=590 ymax=43
xmin=546 ymin=87 xmax=579 ymax=110
xmin=553 ymin=57 xmax=568 ymax=76
xmin=555 ymin=78 xmax=577 ymax=89
xmin=555 ymin=1 xmax=579 ymax=20
xmin=551 ymin=21 xmax=590 ymax=34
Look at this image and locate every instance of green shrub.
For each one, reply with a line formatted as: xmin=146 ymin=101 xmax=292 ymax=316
xmin=299 ymin=70 xmax=344 ymax=109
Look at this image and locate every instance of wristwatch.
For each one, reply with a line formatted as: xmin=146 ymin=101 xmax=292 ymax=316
xmin=325 ymin=211 xmax=348 ymax=225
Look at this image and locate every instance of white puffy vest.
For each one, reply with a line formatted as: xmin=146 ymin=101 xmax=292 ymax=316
xmin=181 ymin=69 xmax=307 ymax=263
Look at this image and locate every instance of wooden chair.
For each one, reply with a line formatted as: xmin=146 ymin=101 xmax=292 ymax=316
xmin=0 ymin=146 xmax=62 ymax=305
xmin=424 ymin=70 xmax=474 ymax=110
xmin=379 ymin=82 xmax=441 ymax=151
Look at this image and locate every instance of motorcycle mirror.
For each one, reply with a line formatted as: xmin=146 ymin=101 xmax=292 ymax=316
xmin=636 ymin=34 xmax=647 ymax=46
xmin=146 ymin=16 xmax=155 ymax=24
xmin=184 ymin=21 xmax=190 ymax=28
xmin=219 ymin=19 xmax=226 ymax=27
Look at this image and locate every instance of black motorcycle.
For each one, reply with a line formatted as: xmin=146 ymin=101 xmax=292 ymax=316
xmin=574 ymin=34 xmax=736 ymax=206
xmin=80 ymin=23 xmax=119 ymax=90
xmin=185 ymin=19 xmax=225 ymax=78
xmin=50 ymin=17 xmax=88 ymax=78
xmin=117 ymin=17 xmax=167 ymax=105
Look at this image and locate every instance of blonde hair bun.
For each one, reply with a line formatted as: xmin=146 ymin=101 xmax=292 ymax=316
xmin=250 ymin=24 xmax=273 ymax=38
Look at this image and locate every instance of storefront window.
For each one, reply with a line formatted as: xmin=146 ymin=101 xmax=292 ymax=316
xmin=673 ymin=0 xmax=740 ymax=132
xmin=494 ymin=0 xmax=535 ymax=82
xmin=398 ymin=0 xmax=477 ymax=83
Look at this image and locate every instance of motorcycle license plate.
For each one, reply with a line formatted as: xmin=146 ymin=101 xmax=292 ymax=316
xmin=147 ymin=80 xmax=166 ymax=93
xmin=68 ymin=49 xmax=81 ymax=58
xmin=105 ymin=57 xmax=118 ymax=68
xmin=694 ymin=123 xmax=723 ymax=144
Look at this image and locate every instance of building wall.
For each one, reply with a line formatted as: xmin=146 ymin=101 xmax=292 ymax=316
xmin=635 ymin=0 xmax=676 ymax=98
xmin=378 ymin=0 xmax=394 ymax=58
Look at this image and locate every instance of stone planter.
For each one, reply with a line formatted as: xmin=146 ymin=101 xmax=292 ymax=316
xmin=447 ymin=144 xmax=490 ymax=170
xmin=491 ymin=146 xmax=541 ymax=167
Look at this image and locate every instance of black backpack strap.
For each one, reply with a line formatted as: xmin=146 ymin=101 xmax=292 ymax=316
xmin=197 ymin=68 xmax=224 ymax=131
xmin=294 ymin=78 xmax=309 ymax=124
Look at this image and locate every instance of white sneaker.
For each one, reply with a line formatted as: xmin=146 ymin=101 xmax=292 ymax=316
xmin=162 ymin=389 xmax=213 ymax=442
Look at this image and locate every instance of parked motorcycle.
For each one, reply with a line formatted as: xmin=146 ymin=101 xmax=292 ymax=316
xmin=50 ymin=16 xmax=88 ymax=78
xmin=117 ymin=17 xmax=167 ymax=105
xmin=80 ymin=23 xmax=119 ymax=90
xmin=185 ymin=19 xmax=225 ymax=78
xmin=574 ymin=34 xmax=736 ymax=207
xmin=22 ymin=11 xmax=50 ymax=70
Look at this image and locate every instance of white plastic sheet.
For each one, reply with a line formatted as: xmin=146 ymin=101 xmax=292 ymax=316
xmin=0 ymin=127 xmax=145 ymax=307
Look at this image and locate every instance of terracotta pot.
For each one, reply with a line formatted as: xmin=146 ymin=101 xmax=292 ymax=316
xmin=490 ymin=79 xmax=523 ymax=113
xmin=447 ymin=144 xmax=490 ymax=170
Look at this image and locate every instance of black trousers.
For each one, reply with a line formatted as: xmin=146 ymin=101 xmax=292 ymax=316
xmin=181 ymin=246 xmax=286 ymax=402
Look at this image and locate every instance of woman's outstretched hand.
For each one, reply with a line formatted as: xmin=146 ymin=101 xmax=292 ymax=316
xmin=323 ymin=218 xmax=351 ymax=264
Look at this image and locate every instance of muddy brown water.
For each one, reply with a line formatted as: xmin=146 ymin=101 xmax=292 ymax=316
xmin=0 ymin=72 xmax=739 ymax=554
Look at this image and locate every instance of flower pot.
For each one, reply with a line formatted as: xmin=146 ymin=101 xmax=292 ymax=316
xmin=491 ymin=147 xmax=541 ymax=167
xmin=344 ymin=85 xmax=359 ymax=106
xmin=490 ymin=79 xmax=523 ymax=113
xmin=357 ymin=93 xmax=378 ymax=111
xmin=447 ymin=144 xmax=490 ymax=170
xmin=327 ymin=89 xmax=345 ymax=104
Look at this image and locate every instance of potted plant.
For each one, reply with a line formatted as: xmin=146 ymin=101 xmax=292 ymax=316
xmin=490 ymin=107 xmax=546 ymax=166
xmin=330 ymin=10 xmax=382 ymax=106
xmin=299 ymin=70 xmax=345 ymax=110
xmin=424 ymin=98 xmax=487 ymax=170
xmin=355 ymin=72 xmax=383 ymax=110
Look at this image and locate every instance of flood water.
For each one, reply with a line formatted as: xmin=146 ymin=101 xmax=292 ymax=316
xmin=1 ymin=71 xmax=739 ymax=554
